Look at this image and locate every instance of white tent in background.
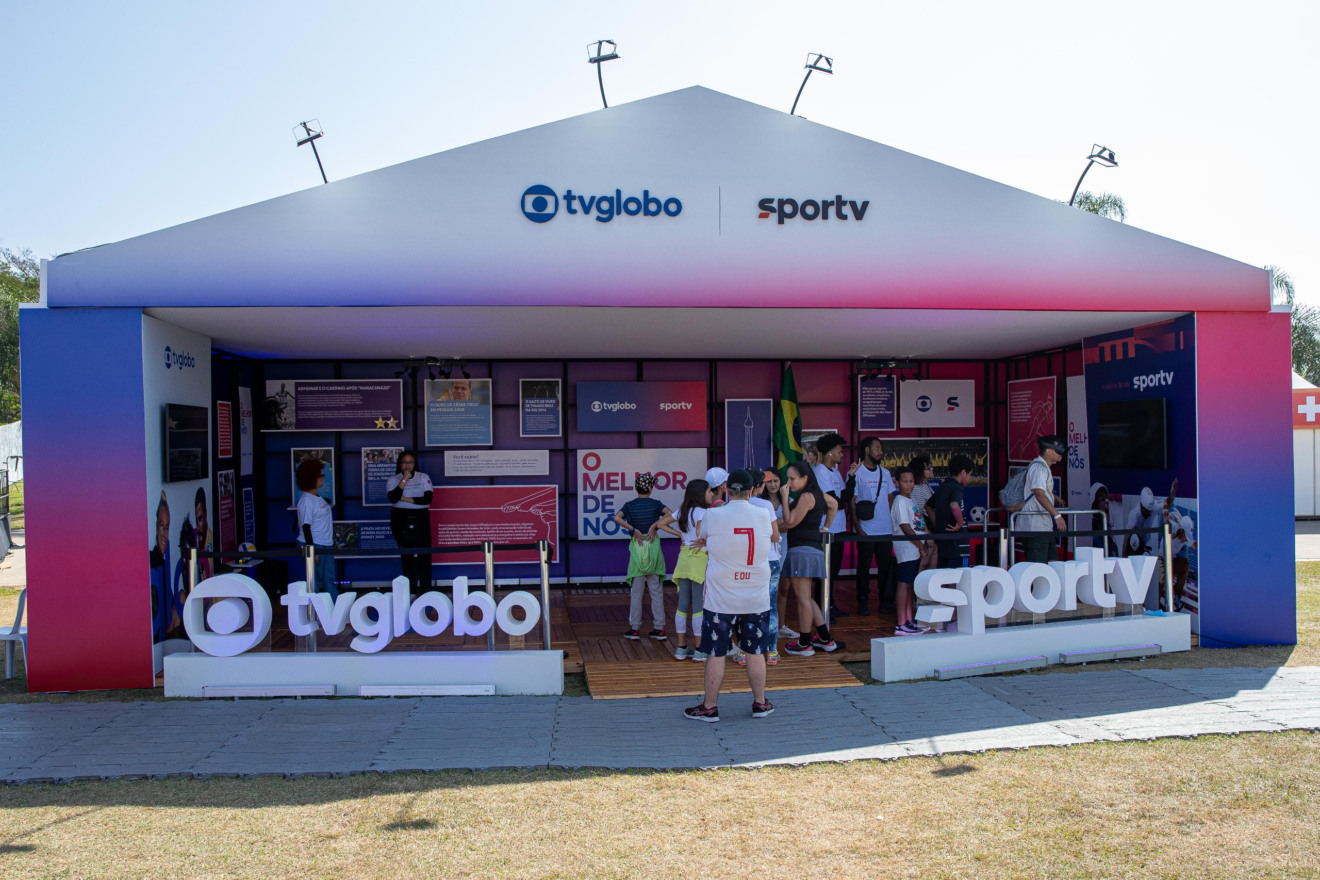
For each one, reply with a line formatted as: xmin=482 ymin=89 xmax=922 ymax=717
xmin=1295 ymin=372 xmax=1320 ymax=515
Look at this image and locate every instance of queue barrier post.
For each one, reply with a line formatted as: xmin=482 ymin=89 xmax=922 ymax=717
xmin=302 ymin=544 xmax=317 ymax=653
xmin=1163 ymin=521 xmax=1175 ymax=612
xmin=822 ymin=533 xmax=833 ymax=630
xmin=483 ymin=541 xmax=497 ymax=651
xmin=539 ymin=539 xmax=552 ymax=652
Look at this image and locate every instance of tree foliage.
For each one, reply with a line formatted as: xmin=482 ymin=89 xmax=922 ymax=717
xmin=1272 ymin=265 xmax=1320 ymax=385
xmin=1071 ymin=191 xmax=1127 ymax=222
xmin=0 ymin=246 xmax=40 ymax=423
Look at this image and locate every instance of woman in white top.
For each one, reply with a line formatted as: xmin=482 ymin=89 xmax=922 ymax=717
xmin=386 ymin=451 xmax=434 ymax=594
xmin=295 ymin=458 xmax=337 ymax=600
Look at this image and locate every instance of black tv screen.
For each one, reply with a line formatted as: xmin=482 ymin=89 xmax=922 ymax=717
xmin=165 ymin=403 xmax=209 ymax=483
xmin=1096 ymin=398 xmax=1167 ymax=470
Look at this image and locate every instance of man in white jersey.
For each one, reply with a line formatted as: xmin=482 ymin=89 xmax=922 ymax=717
xmin=683 ymin=469 xmax=779 ymax=722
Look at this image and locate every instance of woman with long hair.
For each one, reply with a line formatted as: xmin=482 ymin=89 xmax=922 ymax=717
xmin=657 ymin=479 xmax=712 ymax=660
xmin=387 ymin=451 xmax=433 ymax=595
xmin=778 ymin=461 xmax=841 ymax=656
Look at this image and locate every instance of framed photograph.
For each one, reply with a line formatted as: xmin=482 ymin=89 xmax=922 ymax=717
xmin=289 ymin=447 xmax=334 ymax=508
xmin=425 ymin=378 xmax=493 ymax=446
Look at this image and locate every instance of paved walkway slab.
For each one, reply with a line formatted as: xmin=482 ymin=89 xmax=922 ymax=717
xmin=3 ymin=666 xmax=1319 ymax=782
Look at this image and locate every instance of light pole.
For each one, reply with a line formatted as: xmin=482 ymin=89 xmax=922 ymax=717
xmin=790 ymin=53 xmax=833 ymax=116
xmin=587 ymin=40 xmax=619 ymax=108
xmin=293 ymin=120 xmax=328 ymax=185
xmin=1068 ymin=144 xmax=1117 ymax=206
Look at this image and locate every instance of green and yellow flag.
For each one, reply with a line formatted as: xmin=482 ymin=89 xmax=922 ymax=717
xmin=773 ymin=362 xmax=804 ymax=472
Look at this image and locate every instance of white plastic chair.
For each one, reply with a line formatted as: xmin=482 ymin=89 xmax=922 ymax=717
xmin=1 ymin=587 xmax=27 ymax=680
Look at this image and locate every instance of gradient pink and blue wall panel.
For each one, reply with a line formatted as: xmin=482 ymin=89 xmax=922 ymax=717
xmin=20 ymin=308 xmax=151 ymax=690
xmin=1196 ymin=311 xmax=1295 ymax=647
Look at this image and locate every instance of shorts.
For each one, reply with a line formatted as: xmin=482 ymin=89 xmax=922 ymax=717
xmin=783 ymin=545 xmax=826 ymax=579
xmin=699 ymin=609 xmax=774 ymax=657
xmin=895 ymin=560 xmax=920 ymax=584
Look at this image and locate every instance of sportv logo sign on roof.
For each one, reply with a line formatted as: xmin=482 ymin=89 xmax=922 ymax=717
xmin=521 ymin=184 xmax=682 ymax=224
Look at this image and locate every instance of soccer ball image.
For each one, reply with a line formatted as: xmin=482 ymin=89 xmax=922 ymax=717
xmin=969 ymin=506 xmax=986 ymax=525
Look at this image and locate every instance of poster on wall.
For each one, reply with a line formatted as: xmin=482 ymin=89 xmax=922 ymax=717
xmin=723 ymin=399 xmax=773 ymax=471
xmin=444 ymin=450 xmax=549 ymax=477
xmin=520 ymin=379 xmax=562 ymax=437
xmin=217 ymin=469 xmax=237 ymax=552
xmin=1066 ymin=375 xmax=1091 ymax=513
xmin=857 ymin=375 xmax=897 ymax=432
xmin=429 ymin=485 xmax=559 ymax=564
xmin=576 ymin=381 xmax=708 ymax=432
xmin=241 ymin=487 xmax=255 ymax=546
xmin=900 ymin=380 xmax=976 ymax=428
xmin=878 ymin=437 xmax=991 ymax=529
xmin=289 ymin=448 xmax=335 ymax=508
xmin=425 ymin=378 xmax=493 ymax=446
xmin=216 ymin=401 xmax=233 ymax=458
xmin=332 ymin=520 xmax=399 ymax=557
xmin=237 ymin=386 xmax=254 ymax=476
xmin=261 ymin=379 xmax=403 ymax=432
xmin=361 ymin=446 xmax=404 ymax=506
xmin=1007 ymin=377 xmax=1056 ymax=462
xmin=576 ymin=448 xmax=707 ymax=540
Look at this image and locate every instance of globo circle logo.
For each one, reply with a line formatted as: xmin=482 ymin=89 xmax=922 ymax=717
xmin=164 ymin=345 xmax=197 ymax=370
xmin=591 ymin=401 xmax=602 ymax=412
xmin=164 ymin=346 xmax=173 ymax=369
xmin=182 ymin=574 xmax=273 ymax=657
xmin=915 ymin=395 xmax=933 ymax=413
xmin=521 ymin=185 xmax=559 ymax=223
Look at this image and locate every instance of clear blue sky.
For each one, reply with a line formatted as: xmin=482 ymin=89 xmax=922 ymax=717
xmin=3 ymin=1 xmax=1317 ymax=301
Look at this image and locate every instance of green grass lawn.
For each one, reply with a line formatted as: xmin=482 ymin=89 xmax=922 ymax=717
xmin=7 ymin=477 xmax=22 ymax=530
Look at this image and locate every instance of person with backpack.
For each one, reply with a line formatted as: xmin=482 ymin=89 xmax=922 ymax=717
xmin=1015 ymin=435 xmax=1068 ymax=563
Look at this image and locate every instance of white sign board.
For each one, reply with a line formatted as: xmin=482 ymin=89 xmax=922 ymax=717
xmin=576 ymin=448 xmax=707 ymax=540
xmin=900 ymin=380 xmax=976 ymax=428
xmin=444 ymin=449 xmax=550 ymax=477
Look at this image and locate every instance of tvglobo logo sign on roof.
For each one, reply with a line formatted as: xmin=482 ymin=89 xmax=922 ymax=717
xmin=520 ymin=184 xmax=682 ymax=223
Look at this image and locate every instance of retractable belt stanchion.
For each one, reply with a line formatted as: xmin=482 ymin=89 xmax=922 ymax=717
xmin=822 ymin=532 xmax=833 ymax=629
xmin=538 ymin=539 xmax=552 ymax=651
xmin=483 ymin=541 xmax=497 ymax=651
xmin=303 ymin=544 xmax=317 ymax=653
xmin=1163 ymin=521 xmax=1175 ymax=612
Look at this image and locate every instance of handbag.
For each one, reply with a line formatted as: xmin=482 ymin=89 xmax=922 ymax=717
xmin=855 ymin=499 xmax=877 ymax=521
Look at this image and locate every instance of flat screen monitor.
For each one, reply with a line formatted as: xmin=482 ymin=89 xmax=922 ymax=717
xmin=165 ymin=403 xmax=209 ymax=483
xmin=1096 ymin=398 xmax=1167 ymax=470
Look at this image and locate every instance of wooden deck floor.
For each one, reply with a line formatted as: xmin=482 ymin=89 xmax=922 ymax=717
xmin=260 ymin=579 xmax=891 ymax=699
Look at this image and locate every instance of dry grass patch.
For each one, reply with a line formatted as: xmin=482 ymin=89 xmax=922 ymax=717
xmin=2 ymin=732 xmax=1319 ymax=879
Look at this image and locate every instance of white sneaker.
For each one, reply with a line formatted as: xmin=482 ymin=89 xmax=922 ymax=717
xmin=778 ymin=625 xmax=799 ymax=639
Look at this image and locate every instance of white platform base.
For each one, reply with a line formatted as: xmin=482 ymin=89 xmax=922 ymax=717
xmin=165 ymin=650 xmax=564 ymax=697
xmin=872 ymin=614 xmax=1191 ymax=683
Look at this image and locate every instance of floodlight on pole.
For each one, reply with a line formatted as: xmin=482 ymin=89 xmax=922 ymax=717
xmin=789 ymin=53 xmax=833 ymax=116
xmin=293 ymin=119 xmax=328 ymax=184
xmin=1068 ymin=144 xmax=1118 ymax=206
xmin=587 ymin=40 xmax=619 ymax=109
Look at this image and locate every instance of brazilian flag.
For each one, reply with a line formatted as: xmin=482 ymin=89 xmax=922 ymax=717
xmin=773 ymin=362 xmax=804 ymax=472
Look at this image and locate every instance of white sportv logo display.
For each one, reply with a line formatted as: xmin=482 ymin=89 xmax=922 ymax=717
xmin=1133 ymin=370 xmax=1174 ymax=391
xmin=183 ymin=573 xmax=542 ymax=656
xmin=913 ymin=547 xmax=1157 ymax=635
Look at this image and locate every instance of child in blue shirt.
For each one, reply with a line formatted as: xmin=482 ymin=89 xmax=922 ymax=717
xmin=613 ymin=472 xmax=671 ymax=640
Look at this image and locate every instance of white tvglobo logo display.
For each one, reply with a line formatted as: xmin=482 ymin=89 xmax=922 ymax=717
xmin=182 ymin=574 xmax=542 ymax=655
xmin=913 ymin=547 xmax=1158 ymax=635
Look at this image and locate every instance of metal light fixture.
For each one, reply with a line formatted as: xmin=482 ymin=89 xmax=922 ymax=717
xmin=790 ymin=53 xmax=833 ymax=116
xmin=1069 ymin=144 xmax=1118 ymax=206
xmin=587 ymin=40 xmax=619 ymax=109
xmin=293 ymin=120 xmax=328 ymax=184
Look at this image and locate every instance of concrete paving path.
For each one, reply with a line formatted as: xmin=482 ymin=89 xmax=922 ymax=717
xmin=3 ymin=666 xmax=1319 ymax=783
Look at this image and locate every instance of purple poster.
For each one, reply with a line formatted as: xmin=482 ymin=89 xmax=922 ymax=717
xmin=857 ymin=375 xmax=897 ymax=432
xmin=261 ymin=379 xmax=403 ymax=432
xmin=576 ymin=381 xmax=707 ymax=432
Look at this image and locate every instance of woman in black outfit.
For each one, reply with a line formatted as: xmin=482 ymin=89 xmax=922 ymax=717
xmin=387 ymin=451 xmax=433 ymax=594
xmin=779 ymin=461 xmax=841 ymax=656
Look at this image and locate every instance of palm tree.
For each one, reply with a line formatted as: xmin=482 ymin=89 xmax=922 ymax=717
xmin=1272 ymin=266 xmax=1320 ymax=385
xmin=1071 ymin=191 xmax=1127 ymax=222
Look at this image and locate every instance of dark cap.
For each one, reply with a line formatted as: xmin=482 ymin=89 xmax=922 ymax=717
xmin=1037 ymin=434 xmax=1067 ymax=455
xmin=727 ymin=469 xmax=754 ymax=492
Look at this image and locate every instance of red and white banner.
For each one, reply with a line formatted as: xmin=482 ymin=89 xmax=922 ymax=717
xmin=429 ymin=485 xmax=559 ymax=564
xmin=1007 ymin=377 xmax=1057 ymax=461
xmin=1294 ymin=389 xmax=1320 ymax=428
